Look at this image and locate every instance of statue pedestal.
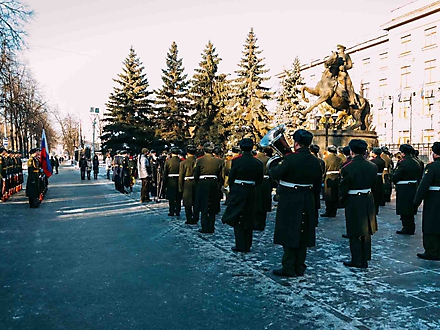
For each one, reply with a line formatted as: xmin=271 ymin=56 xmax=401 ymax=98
xmin=310 ymin=130 xmax=378 ymax=150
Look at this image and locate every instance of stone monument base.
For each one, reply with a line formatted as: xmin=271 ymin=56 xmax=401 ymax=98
xmin=310 ymin=130 xmax=378 ymax=151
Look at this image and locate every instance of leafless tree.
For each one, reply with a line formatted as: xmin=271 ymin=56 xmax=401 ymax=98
xmin=0 ymin=0 xmax=33 ymax=51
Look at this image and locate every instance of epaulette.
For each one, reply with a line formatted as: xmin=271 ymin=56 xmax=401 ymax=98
xmin=342 ymin=160 xmax=353 ymax=169
xmin=231 ymin=154 xmax=243 ymax=161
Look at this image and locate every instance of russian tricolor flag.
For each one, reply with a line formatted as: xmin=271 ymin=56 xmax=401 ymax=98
xmin=40 ymin=129 xmax=52 ymax=178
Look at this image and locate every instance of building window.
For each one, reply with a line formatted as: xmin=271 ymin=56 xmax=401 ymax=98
xmin=360 ymin=82 xmax=370 ymax=99
xmin=398 ymin=131 xmax=410 ymax=145
xmin=399 ymin=103 xmax=410 ymax=119
xmin=424 ymin=27 xmax=437 ymax=47
xmin=424 ymin=59 xmax=436 ymax=85
xmin=379 ymin=78 xmax=388 ymax=97
xmin=400 ymin=34 xmax=411 ymax=56
xmin=363 ymin=57 xmax=370 ymax=72
xmin=310 ymin=74 xmax=316 ymax=81
xmin=379 ymin=52 xmax=388 ymax=70
xmin=423 ymin=129 xmax=434 ymax=143
xmin=400 ymin=65 xmax=411 ymax=89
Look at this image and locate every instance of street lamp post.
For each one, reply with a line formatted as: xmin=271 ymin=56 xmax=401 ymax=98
xmin=316 ymin=112 xmax=338 ymax=148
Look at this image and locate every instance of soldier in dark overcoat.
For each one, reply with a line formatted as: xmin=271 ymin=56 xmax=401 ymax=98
xmin=163 ymin=147 xmax=182 ymax=216
xmin=222 ymin=146 xmax=240 ymax=204
xmin=310 ymin=144 xmax=325 ymax=219
xmin=222 ymin=138 xmax=263 ymax=252
xmin=413 ymin=149 xmax=425 ymax=180
xmin=369 ymin=148 xmax=386 ymax=215
xmin=254 ymin=146 xmax=272 ymax=231
xmin=380 ymin=146 xmax=393 ymax=204
xmin=340 ymin=140 xmax=378 ymax=268
xmin=322 ymin=145 xmax=342 ymax=217
xmin=179 ymin=145 xmax=198 ymax=224
xmin=26 ymin=148 xmax=41 ymax=208
xmin=413 ymin=142 xmax=440 ymax=261
xmin=270 ymin=129 xmax=322 ymax=277
xmin=194 ymin=142 xmax=223 ymax=233
xmin=392 ymin=144 xmax=422 ymax=235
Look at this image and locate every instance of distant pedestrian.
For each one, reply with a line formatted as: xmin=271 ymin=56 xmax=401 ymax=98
xmin=79 ymin=155 xmax=87 ymax=180
xmin=138 ymin=148 xmax=152 ymax=203
xmin=54 ymin=156 xmax=59 ymax=174
xmin=105 ymin=154 xmax=112 ymax=179
xmin=86 ymin=158 xmax=92 ymax=180
xmin=93 ymin=155 xmax=99 ymax=179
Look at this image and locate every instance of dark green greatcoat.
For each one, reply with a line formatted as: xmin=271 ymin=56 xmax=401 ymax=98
xmin=414 ymin=158 xmax=440 ymax=235
xmin=26 ymin=157 xmax=40 ymax=200
xmin=179 ymin=155 xmax=197 ymax=207
xmin=194 ymin=153 xmax=223 ymax=214
xmin=370 ymin=156 xmax=386 ymax=210
xmin=222 ymin=152 xmax=264 ymax=229
xmin=163 ymin=155 xmax=182 ymax=201
xmin=340 ymin=155 xmax=378 ymax=236
xmin=270 ymin=148 xmax=322 ymax=248
xmin=392 ymin=155 xmax=421 ymax=216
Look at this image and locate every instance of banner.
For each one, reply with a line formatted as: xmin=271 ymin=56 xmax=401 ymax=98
xmin=41 ymin=129 xmax=52 ymax=178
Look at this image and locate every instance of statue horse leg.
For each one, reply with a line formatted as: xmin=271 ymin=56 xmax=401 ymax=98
xmin=346 ymin=107 xmax=363 ymax=130
xmin=301 ymin=94 xmax=329 ymax=116
xmin=301 ymin=85 xmax=319 ymax=104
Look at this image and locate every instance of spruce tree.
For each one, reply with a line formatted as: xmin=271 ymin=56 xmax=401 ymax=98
xmin=189 ymin=41 xmax=230 ymax=147
xmin=228 ymin=28 xmax=272 ymax=144
xmin=155 ymin=41 xmax=190 ymax=146
xmin=101 ymin=47 xmax=154 ymax=153
xmin=275 ymin=56 xmax=306 ymax=133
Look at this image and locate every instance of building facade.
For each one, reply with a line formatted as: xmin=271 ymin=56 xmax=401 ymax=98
xmin=299 ymin=0 xmax=440 ymax=149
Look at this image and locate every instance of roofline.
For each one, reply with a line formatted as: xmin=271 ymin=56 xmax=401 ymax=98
xmin=381 ymin=1 xmax=440 ymax=30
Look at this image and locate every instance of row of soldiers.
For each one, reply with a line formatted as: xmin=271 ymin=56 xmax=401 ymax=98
xmin=0 ymin=147 xmax=24 ymax=202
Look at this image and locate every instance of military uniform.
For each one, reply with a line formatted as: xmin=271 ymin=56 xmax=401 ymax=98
xmin=254 ymin=151 xmax=272 ymax=231
xmin=370 ymin=151 xmax=386 ymax=215
xmin=179 ymin=148 xmax=198 ymax=224
xmin=380 ymin=150 xmax=393 ymax=203
xmin=0 ymin=148 xmax=6 ymax=201
xmin=222 ymin=140 xmax=264 ymax=252
xmin=270 ymin=130 xmax=322 ymax=277
xmin=194 ymin=143 xmax=223 ymax=233
xmin=26 ymin=150 xmax=41 ymax=208
xmin=163 ymin=149 xmax=182 ymax=216
xmin=414 ymin=142 xmax=440 ymax=260
xmin=322 ymin=149 xmax=342 ymax=217
xmin=392 ymin=145 xmax=422 ymax=235
xmin=340 ymin=140 xmax=378 ymax=268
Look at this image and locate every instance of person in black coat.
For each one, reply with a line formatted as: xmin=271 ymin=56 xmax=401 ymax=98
xmin=222 ymin=138 xmax=264 ymax=252
xmin=179 ymin=145 xmax=198 ymax=224
xmin=79 ymin=155 xmax=87 ymax=180
xmin=369 ymin=148 xmax=386 ymax=215
xmin=92 ymin=155 xmax=99 ymax=180
xmin=310 ymin=144 xmax=325 ymax=219
xmin=254 ymin=146 xmax=272 ymax=231
xmin=413 ymin=142 xmax=440 ymax=261
xmin=163 ymin=147 xmax=182 ymax=216
xmin=340 ymin=140 xmax=378 ymax=268
xmin=270 ymin=129 xmax=322 ymax=277
xmin=194 ymin=142 xmax=223 ymax=233
xmin=392 ymin=144 xmax=422 ymax=235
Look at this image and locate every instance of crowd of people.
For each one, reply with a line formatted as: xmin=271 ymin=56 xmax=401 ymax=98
xmin=0 ymin=147 xmax=24 ymax=202
xmin=97 ymin=131 xmax=440 ymax=277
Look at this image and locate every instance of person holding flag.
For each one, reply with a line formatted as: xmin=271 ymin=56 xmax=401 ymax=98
xmin=39 ymin=129 xmax=52 ymax=201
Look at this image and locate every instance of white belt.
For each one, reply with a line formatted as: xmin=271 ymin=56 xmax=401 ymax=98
xmin=326 ymin=171 xmax=339 ymax=175
xmin=396 ymin=180 xmax=417 ymax=185
xmin=235 ymin=180 xmax=255 ymax=186
xmin=279 ymin=180 xmax=313 ymax=188
xmin=200 ymin=175 xmax=217 ymax=179
xmin=184 ymin=176 xmax=194 ymax=180
xmin=377 ymin=173 xmax=383 ymax=176
xmin=429 ymin=186 xmax=440 ymax=191
xmin=348 ymin=188 xmax=371 ymax=195
xmin=264 ymin=175 xmax=270 ymax=179
xmin=168 ymin=174 xmax=179 ymax=178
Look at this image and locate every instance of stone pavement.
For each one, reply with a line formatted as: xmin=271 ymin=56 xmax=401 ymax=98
xmin=1 ymin=165 xmax=439 ymax=329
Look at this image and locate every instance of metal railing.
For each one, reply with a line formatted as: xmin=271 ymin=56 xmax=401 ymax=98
xmin=383 ymin=143 xmax=433 ymax=163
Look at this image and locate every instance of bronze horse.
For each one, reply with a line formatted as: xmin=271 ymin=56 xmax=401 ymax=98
xmin=300 ymin=52 xmax=370 ymax=130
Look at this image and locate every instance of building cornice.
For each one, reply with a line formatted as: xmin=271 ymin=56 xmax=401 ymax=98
xmin=381 ymin=1 xmax=440 ymax=31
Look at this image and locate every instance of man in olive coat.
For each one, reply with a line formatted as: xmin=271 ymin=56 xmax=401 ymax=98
xmin=369 ymin=148 xmax=386 ymax=215
xmin=413 ymin=142 xmax=440 ymax=261
xmin=194 ymin=142 xmax=223 ymax=233
xmin=270 ymin=129 xmax=322 ymax=277
xmin=163 ymin=147 xmax=182 ymax=216
xmin=381 ymin=146 xmax=393 ymax=204
xmin=254 ymin=146 xmax=272 ymax=231
xmin=392 ymin=144 xmax=422 ymax=235
xmin=222 ymin=138 xmax=264 ymax=252
xmin=322 ymin=145 xmax=342 ymax=217
xmin=179 ymin=145 xmax=198 ymax=224
xmin=340 ymin=139 xmax=378 ymax=268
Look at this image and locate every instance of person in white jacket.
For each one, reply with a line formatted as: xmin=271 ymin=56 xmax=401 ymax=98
xmin=138 ymin=148 xmax=152 ymax=202
xmin=105 ymin=154 xmax=112 ymax=180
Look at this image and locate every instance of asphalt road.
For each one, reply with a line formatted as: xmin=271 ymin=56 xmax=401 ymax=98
xmin=1 ymin=164 xmax=440 ymax=330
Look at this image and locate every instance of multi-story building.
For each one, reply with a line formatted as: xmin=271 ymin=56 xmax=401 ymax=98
xmin=299 ymin=0 xmax=440 ymax=151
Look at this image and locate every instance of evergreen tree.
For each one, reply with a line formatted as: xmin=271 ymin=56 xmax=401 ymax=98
xmin=228 ymin=28 xmax=272 ymax=144
xmin=189 ymin=41 xmax=230 ymax=147
xmin=155 ymin=41 xmax=190 ymax=146
xmin=275 ymin=56 xmax=306 ymax=133
xmin=101 ymin=47 xmax=154 ymax=153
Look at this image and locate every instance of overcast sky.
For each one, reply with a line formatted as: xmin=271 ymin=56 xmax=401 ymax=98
xmin=20 ymin=0 xmax=409 ymax=138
